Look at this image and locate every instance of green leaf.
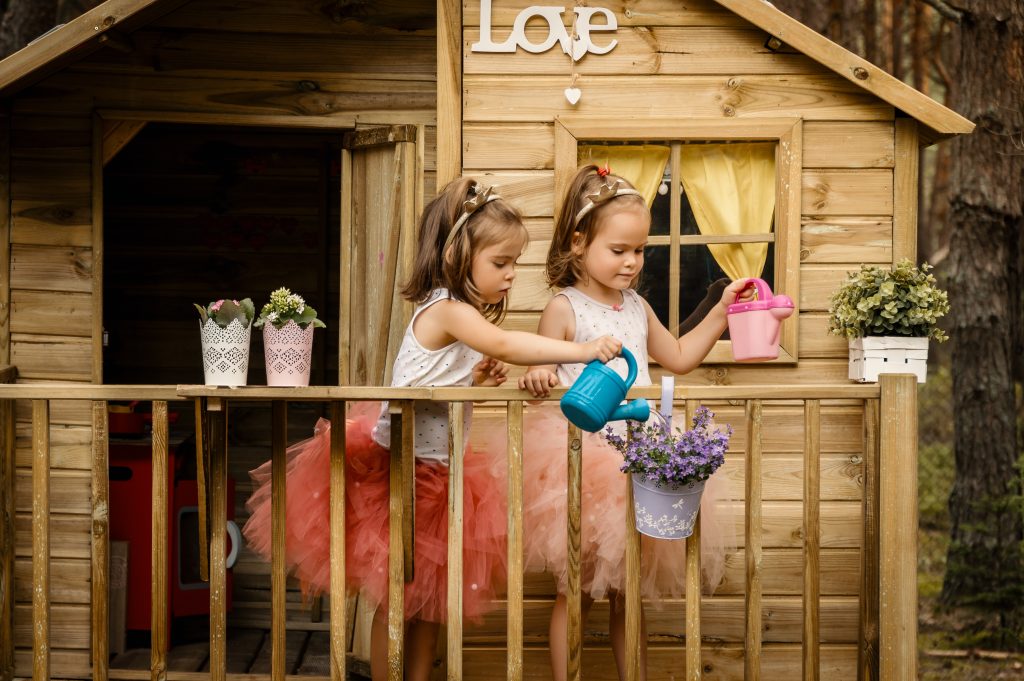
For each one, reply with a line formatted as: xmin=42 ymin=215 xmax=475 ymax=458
xmin=194 ymin=304 xmax=209 ymax=324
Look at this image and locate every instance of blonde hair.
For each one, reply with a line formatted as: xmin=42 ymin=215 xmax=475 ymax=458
xmin=546 ymin=164 xmax=648 ymax=289
xmin=401 ymin=177 xmax=528 ymax=322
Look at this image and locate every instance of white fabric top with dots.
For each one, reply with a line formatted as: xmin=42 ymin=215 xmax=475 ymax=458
xmin=555 ymin=286 xmax=652 ymax=388
xmin=371 ymin=289 xmax=482 ymax=464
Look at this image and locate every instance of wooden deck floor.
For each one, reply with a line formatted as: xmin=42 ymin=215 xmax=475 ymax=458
xmin=110 ymin=628 xmax=370 ymax=679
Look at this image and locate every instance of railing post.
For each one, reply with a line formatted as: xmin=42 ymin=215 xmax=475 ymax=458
xmin=446 ymin=402 xmax=465 ymax=681
xmin=151 ymin=401 xmax=169 ymax=681
xmin=329 ymin=400 xmax=348 ymax=681
xmin=744 ymin=399 xmax=763 ymax=681
xmin=271 ymin=400 xmax=288 ymax=681
xmin=207 ymin=398 xmax=228 ymax=681
xmin=859 ymin=398 xmax=880 ymax=681
xmin=91 ymin=401 xmax=110 ymax=681
xmin=566 ymin=424 xmax=583 ymax=681
xmin=506 ymin=401 xmax=524 ymax=681
xmin=31 ymin=399 xmax=50 ymax=681
xmin=0 ymin=392 xmax=14 ymax=681
xmin=684 ymin=399 xmax=702 ymax=681
xmin=879 ymin=375 xmax=917 ymax=681
xmin=802 ymin=400 xmax=821 ymax=681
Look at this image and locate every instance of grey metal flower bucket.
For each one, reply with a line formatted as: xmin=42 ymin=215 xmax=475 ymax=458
xmin=631 ymin=476 xmax=705 ymax=539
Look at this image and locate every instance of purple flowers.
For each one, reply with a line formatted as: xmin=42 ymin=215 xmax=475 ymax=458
xmin=605 ymin=406 xmax=731 ymax=486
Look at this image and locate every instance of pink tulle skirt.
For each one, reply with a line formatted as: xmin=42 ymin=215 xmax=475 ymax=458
xmin=516 ymin=406 xmax=736 ymax=601
xmin=243 ymin=403 xmax=507 ymax=624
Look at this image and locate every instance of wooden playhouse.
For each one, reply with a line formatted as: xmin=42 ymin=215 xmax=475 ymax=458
xmin=0 ymin=0 xmax=972 ymax=680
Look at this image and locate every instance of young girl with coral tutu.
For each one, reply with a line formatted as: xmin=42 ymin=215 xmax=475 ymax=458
xmin=244 ymin=177 xmax=622 ymax=681
xmin=518 ymin=165 xmax=752 ymax=681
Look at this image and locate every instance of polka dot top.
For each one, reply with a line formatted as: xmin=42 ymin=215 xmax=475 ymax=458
xmin=371 ymin=289 xmax=482 ymax=464
xmin=555 ymin=286 xmax=652 ymax=388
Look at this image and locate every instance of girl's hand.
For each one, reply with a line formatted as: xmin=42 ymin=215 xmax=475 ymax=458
xmin=472 ymin=357 xmax=508 ymax=387
xmin=719 ymin=278 xmax=757 ymax=311
xmin=519 ymin=368 xmax=560 ymax=398
xmin=582 ymin=335 xmax=622 ymax=364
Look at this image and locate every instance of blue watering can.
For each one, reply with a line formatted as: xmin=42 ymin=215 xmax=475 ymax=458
xmin=560 ymin=347 xmax=651 ymax=433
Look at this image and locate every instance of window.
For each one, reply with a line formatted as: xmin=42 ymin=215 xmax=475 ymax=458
xmin=554 ymin=118 xmax=802 ymax=363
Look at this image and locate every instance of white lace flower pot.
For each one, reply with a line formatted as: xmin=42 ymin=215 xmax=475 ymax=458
xmin=848 ymin=337 xmax=928 ymax=383
xmin=200 ymin=318 xmax=252 ymax=387
xmin=631 ymin=477 xmax=705 ymax=540
xmin=263 ymin=321 xmax=314 ymax=387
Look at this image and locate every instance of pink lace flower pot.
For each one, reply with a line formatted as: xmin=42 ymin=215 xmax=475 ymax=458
xmin=263 ymin=321 xmax=314 ymax=387
xmin=200 ymin=318 xmax=252 ymax=387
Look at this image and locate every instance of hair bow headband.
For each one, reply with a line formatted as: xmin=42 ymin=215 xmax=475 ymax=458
xmin=443 ymin=184 xmax=502 ymax=250
xmin=573 ymin=179 xmax=642 ymax=225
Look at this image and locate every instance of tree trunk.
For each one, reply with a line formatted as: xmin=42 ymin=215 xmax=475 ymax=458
xmin=943 ymin=0 xmax=1024 ymax=645
xmin=0 ymin=0 xmax=57 ymax=59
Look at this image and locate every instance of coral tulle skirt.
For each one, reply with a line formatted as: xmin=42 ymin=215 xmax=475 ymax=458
xmin=243 ymin=404 xmax=507 ymax=624
xmin=512 ymin=406 xmax=736 ymax=601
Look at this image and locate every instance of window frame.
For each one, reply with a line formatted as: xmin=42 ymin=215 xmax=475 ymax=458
xmin=554 ymin=116 xmax=802 ymax=364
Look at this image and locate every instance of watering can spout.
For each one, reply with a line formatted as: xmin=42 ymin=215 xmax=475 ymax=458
xmin=610 ymin=398 xmax=650 ymax=424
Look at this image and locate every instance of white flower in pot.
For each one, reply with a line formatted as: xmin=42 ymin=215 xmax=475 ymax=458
xmin=827 ymin=259 xmax=949 ymax=383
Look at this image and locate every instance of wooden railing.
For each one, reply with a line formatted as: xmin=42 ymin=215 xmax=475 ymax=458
xmin=0 ymin=376 xmax=919 ymax=681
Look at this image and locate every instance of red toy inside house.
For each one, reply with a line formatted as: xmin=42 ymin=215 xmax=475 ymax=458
xmin=108 ymin=421 xmax=238 ymax=634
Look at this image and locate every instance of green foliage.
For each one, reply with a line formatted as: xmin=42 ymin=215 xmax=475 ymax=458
xmin=827 ymin=259 xmax=950 ymax=341
xmin=194 ymin=298 xmax=255 ymax=329
xmin=254 ymin=287 xmax=326 ymax=330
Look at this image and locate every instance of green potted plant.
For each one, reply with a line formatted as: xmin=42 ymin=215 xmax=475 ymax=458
xmin=827 ymin=259 xmax=949 ymax=383
xmin=254 ymin=287 xmax=326 ymax=387
xmin=194 ymin=298 xmax=256 ymax=386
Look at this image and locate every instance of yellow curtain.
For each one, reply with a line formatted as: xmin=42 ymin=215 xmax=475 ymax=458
xmin=678 ymin=143 xmax=776 ymax=280
xmin=577 ymin=144 xmax=670 ymax=207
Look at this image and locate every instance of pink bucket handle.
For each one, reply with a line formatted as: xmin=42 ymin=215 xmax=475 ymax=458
xmin=734 ymin=278 xmax=774 ymax=303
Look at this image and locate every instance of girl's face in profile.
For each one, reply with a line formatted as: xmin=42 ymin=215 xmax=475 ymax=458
xmin=574 ymin=203 xmax=651 ymax=295
xmin=470 ymin=232 xmax=525 ymax=305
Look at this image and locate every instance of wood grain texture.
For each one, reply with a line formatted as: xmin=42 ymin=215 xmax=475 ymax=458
xmin=271 ymin=401 xmax=287 ymax=681
xmin=566 ymin=425 xmax=583 ymax=681
xmin=685 ymin=400 xmax=701 ymax=681
xmin=32 ymin=399 xmax=50 ymax=681
xmin=624 ymin=471 xmax=641 ymax=681
xmin=506 ymin=401 xmax=524 ymax=681
xmin=745 ymin=400 xmax=763 ymax=681
xmin=387 ymin=407 xmax=405 ymax=681
xmin=328 ymin=401 xmax=347 ymax=681
xmin=858 ymin=399 xmax=880 ymax=681
xmin=90 ymin=401 xmax=109 ymax=681
xmin=892 ymin=119 xmax=918 ymax=263
xmin=447 ymin=402 xmax=465 ymax=681
xmin=0 ymin=381 xmax=14 ymax=681
xmin=150 ymin=401 xmax=168 ymax=681
xmin=802 ymin=401 xmax=820 ymax=681
xmin=91 ymin=114 xmax=104 ymax=382
xmin=437 ymin=0 xmax=462 ymax=184
xmin=207 ymin=407 xmax=228 ymax=681
xmin=0 ymin=109 xmax=9 ymax=367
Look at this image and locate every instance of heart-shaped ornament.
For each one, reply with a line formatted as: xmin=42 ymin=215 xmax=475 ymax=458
xmin=571 ymin=39 xmax=588 ymax=62
xmin=564 ymin=87 xmax=582 ymax=105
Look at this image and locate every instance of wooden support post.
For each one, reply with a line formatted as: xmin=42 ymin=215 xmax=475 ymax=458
xmin=744 ymin=400 xmax=763 ymax=681
xmin=194 ymin=397 xmax=210 ymax=582
xmin=566 ymin=424 xmax=583 ymax=681
xmin=32 ymin=400 xmax=50 ymax=681
xmin=858 ymin=399 xmax=880 ymax=681
xmin=624 ymin=437 xmax=641 ymax=681
xmin=329 ymin=401 xmax=348 ymax=681
xmin=447 ymin=402 xmax=465 ymax=681
xmin=208 ymin=402 xmax=228 ymax=681
xmin=0 ymin=394 xmax=14 ymax=681
xmin=506 ymin=401 xmax=524 ymax=681
xmin=91 ymin=401 xmax=110 ymax=681
xmin=387 ymin=404 xmax=406 ymax=681
xmin=879 ymin=376 xmax=917 ymax=681
xmin=802 ymin=400 xmax=821 ymax=681
xmin=684 ymin=400 xmax=702 ymax=681
xmin=402 ymin=402 xmax=415 ymax=583
xmin=151 ymin=402 xmax=169 ymax=681
xmin=437 ymin=0 xmax=462 ymax=185
xmin=271 ymin=401 xmax=288 ymax=681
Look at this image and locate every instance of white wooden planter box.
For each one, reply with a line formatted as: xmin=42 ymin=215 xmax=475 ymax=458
xmin=848 ymin=337 xmax=929 ymax=383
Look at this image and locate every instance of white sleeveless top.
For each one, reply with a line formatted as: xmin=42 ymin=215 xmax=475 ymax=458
xmin=372 ymin=289 xmax=481 ymax=464
xmin=555 ymin=287 xmax=652 ymax=388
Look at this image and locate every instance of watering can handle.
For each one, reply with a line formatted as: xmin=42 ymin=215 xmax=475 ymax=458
xmin=734 ymin=278 xmax=772 ymax=304
xmin=620 ymin=347 xmax=638 ymax=389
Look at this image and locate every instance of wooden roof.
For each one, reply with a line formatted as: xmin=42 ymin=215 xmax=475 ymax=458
xmin=0 ymin=0 xmax=974 ymax=141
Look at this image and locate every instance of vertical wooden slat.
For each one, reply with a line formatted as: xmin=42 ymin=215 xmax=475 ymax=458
xmin=684 ymin=400 xmax=702 ymax=681
xmin=566 ymin=424 xmax=583 ymax=681
xmin=208 ymin=399 xmax=228 ymax=681
xmin=775 ymin=120 xmax=802 ymax=357
xmin=387 ymin=404 xmax=405 ymax=681
xmin=271 ymin=401 xmax=288 ymax=681
xmin=879 ymin=376 xmax=917 ymax=681
xmin=91 ymin=113 xmax=104 ymax=383
xmin=858 ymin=399 xmax=881 ymax=681
xmin=0 ymin=107 xmax=10 ymax=367
xmin=0 ymin=392 xmax=14 ymax=681
xmin=194 ymin=398 xmax=210 ymax=582
xmin=553 ymin=120 xmax=578 ymax=220
xmin=437 ymin=0 xmax=462 ymax=185
xmin=151 ymin=402 xmax=169 ymax=681
xmin=31 ymin=400 xmax=50 ymax=681
xmin=329 ymin=401 xmax=348 ymax=681
xmin=339 ymin=148 xmax=353 ymax=384
xmin=802 ymin=400 xmax=821 ymax=681
xmin=893 ymin=120 xmax=919 ymax=264
xmin=402 ymin=401 xmax=416 ymax=583
xmin=91 ymin=401 xmax=110 ymax=681
xmin=624 ymin=436 xmax=641 ymax=681
xmin=668 ymin=143 xmax=681 ymax=334
xmin=506 ymin=401 xmax=524 ymax=681
xmin=744 ymin=400 xmax=763 ymax=681
xmin=446 ymin=402 xmax=465 ymax=681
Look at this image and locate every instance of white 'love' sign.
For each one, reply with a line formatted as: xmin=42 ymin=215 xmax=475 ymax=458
xmin=471 ymin=0 xmax=618 ymax=60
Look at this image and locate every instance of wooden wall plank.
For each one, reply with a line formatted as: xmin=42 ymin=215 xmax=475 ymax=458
xmin=13 ymin=558 xmax=91 ymax=604
xmin=0 ymin=106 xmax=9 ymax=368
xmin=800 ymin=218 xmax=892 ymax=264
xmin=10 ymin=291 xmax=92 ymax=337
xmin=464 ymin=76 xmax=894 ymax=123
xmin=13 ymin=603 xmax=89 ymax=649
xmin=799 ymin=266 xmax=858 ymax=311
xmin=463 ymin=0 xmax=748 ymax=27
xmin=464 ymin=124 xmax=553 ymax=170
xmin=802 ymin=122 xmax=894 ymax=168
xmin=13 ymin=649 xmax=91 ymax=679
xmin=14 ymin=514 xmax=91 ymax=559
xmin=14 ymin=468 xmax=90 ymax=514
xmin=801 ymin=170 xmax=893 ymax=216
xmin=10 ymin=200 xmax=91 ymax=247
xmin=10 ymin=335 xmax=92 ymax=381
xmin=9 ymin=245 xmax=93 ymax=293
xmin=15 ymin=424 xmax=94 ymax=470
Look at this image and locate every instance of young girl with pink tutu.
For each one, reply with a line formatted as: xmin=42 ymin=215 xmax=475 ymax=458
xmin=243 ymin=177 xmax=622 ymax=681
xmin=518 ymin=165 xmax=751 ymax=681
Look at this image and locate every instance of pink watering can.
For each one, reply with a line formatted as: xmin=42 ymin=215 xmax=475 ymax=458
xmin=727 ymin=278 xmax=794 ymax=361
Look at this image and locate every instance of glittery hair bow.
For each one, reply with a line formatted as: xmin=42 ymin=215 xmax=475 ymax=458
xmin=572 ymin=179 xmax=642 ymax=225
xmin=443 ymin=184 xmax=502 ymax=250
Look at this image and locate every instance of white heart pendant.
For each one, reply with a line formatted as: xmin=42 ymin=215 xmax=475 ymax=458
xmin=571 ymin=39 xmax=588 ymax=62
xmin=564 ymin=87 xmax=582 ymax=105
